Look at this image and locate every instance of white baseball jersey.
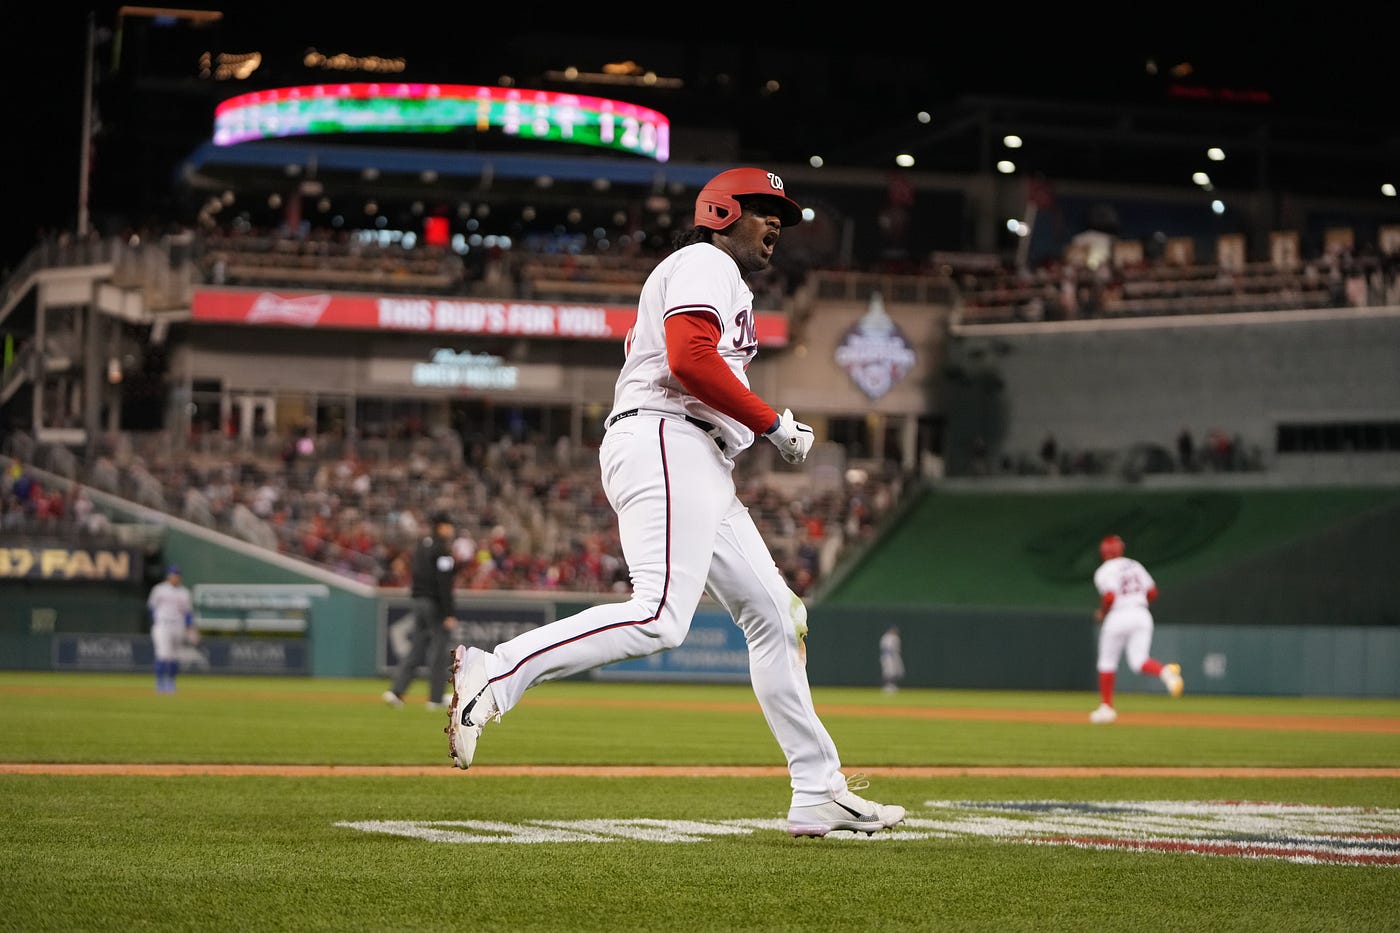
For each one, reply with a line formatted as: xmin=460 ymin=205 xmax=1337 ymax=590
xmin=148 ymin=580 xmax=193 ymax=662
xmin=1093 ymin=557 xmax=1155 ymax=617
xmin=147 ymin=581 xmax=193 ymax=628
xmin=608 ymin=242 xmax=760 ymax=455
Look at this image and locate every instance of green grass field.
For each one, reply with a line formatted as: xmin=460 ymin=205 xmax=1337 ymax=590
xmin=2 ymin=672 xmax=1398 ymax=932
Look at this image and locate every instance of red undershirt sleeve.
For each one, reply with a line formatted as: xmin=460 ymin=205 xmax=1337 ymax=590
xmin=1099 ymin=592 xmax=1116 ymax=612
xmin=665 ymin=312 xmax=779 ymax=434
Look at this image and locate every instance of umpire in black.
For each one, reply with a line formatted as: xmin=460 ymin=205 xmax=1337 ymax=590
xmin=383 ymin=511 xmax=458 ymax=709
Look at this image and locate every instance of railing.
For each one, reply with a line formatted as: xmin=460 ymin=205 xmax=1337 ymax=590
xmin=0 ymin=340 xmax=38 ymax=407
xmin=0 ymin=236 xmax=119 ymax=323
xmin=7 ymin=227 xmax=1395 ymax=338
xmin=807 ymin=270 xmax=957 ymax=305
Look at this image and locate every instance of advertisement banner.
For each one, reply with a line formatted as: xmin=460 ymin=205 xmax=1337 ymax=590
xmin=52 ymin=633 xmax=308 ymax=675
xmin=193 ymin=582 xmax=328 ymax=633
xmin=0 ymin=546 xmax=142 ymax=583
xmin=190 ymin=288 xmax=789 ymax=347
xmin=379 ymin=599 xmax=554 ymax=675
xmin=592 ymin=611 xmax=750 ymax=683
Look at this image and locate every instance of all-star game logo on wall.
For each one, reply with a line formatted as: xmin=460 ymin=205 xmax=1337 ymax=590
xmin=834 ymin=291 xmax=916 ymax=400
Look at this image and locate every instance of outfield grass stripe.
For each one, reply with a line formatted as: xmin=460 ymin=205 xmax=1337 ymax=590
xmin=7 ymin=682 xmax=1398 ymax=733
xmin=813 ymin=705 xmax=1400 ymax=732
xmin=3 ymin=763 xmax=1398 ymax=777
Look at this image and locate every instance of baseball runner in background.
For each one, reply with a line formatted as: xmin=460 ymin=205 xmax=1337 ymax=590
xmin=147 ymin=565 xmax=195 ymax=694
xmin=446 ymin=167 xmax=905 ymax=837
xmin=1090 ymin=534 xmax=1183 ymax=723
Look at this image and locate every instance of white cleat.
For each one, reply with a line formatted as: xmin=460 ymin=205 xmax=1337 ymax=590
xmin=382 ymin=690 xmax=404 ymax=708
xmin=1161 ymin=663 xmax=1184 ymax=698
xmin=445 ymin=645 xmax=499 ymax=770
xmin=787 ymin=777 xmax=905 ymax=837
xmin=1089 ymin=703 xmax=1118 ymax=724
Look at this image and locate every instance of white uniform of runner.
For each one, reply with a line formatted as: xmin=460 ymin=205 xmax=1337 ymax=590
xmin=1093 ymin=555 xmax=1157 ymax=674
xmin=479 ymin=241 xmax=854 ymax=807
xmin=609 ymin=244 xmax=762 ymax=453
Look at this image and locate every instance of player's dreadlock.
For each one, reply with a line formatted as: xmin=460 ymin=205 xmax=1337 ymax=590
xmin=671 ymin=225 xmax=713 ymax=251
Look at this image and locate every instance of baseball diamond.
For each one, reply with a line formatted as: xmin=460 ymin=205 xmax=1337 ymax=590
xmin=4 ymin=672 xmax=1399 ymax=932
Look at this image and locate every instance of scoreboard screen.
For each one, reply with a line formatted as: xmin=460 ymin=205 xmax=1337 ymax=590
xmin=213 ymin=83 xmax=670 ymax=161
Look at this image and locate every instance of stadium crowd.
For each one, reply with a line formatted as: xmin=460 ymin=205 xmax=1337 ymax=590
xmin=8 ymin=216 xmax=1396 ymax=333
xmin=5 ymin=200 xmax=1395 ymax=597
xmin=5 ymin=424 xmax=906 ymax=597
xmin=192 ymin=219 xmax=1400 ymax=322
xmin=952 ymin=245 xmax=1400 ymax=325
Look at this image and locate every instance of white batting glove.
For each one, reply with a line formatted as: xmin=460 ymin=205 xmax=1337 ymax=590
xmin=766 ymin=408 xmax=814 ymax=464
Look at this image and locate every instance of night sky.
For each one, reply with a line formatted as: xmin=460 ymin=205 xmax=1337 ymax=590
xmin=4 ymin=3 xmax=1395 ymax=270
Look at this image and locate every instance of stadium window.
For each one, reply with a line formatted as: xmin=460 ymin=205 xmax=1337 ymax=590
xmin=1276 ymin=421 xmax=1400 ymax=453
xmin=826 ymin=416 xmax=872 ymax=459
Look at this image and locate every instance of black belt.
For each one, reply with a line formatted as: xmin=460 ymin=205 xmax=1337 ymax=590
xmin=606 ymin=409 xmax=726 ymax=452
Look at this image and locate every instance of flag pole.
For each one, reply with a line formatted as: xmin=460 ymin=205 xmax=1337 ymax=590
xmin=78 ymin=10 xmax=95 ymax=238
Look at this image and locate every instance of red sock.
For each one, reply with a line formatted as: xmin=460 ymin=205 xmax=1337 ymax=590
xmin=1098 ymin=671 xmax=1115 ymax=706
xmin=1140 ymin=658 xmax=1163 ymax=677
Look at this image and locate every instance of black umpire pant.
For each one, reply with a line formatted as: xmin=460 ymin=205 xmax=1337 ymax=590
xmin=389 ymin=596 xmax=453 ymax=703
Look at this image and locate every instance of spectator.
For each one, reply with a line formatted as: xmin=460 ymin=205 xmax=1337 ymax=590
xmin=1039 ymin=432 xmax=1059 ymax=474
xmin=1176 ymin=427 xmax=1195 ymax=472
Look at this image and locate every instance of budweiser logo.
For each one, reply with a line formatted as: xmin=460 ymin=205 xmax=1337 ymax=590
xmin=247 ymin=293 xmax=333 ymax=326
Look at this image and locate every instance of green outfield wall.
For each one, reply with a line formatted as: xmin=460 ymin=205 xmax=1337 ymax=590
xmin=801 ymin=482 xmax=1400 ymax=697
xmin=798 ymin=606 xmax=1399 ymax=698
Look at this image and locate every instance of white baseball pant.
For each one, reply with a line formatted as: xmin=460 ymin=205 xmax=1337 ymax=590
xmin=1097 ymin=605 xmax=1156 ymax=674
xmin=151 ymin=621 xmax=186 ymax=662
xmin=482 ymin=412 xmax=850 ymax=806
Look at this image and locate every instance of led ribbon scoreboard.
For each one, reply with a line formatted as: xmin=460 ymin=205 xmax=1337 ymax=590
xmin=213 ymin=83 xmax=670 ymax=161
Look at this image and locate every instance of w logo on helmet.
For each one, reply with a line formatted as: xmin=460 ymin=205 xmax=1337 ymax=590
xmin=695 ymin=167 xmax=803 ymax=230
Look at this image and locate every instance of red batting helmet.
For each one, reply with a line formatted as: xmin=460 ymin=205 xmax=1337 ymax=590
xmin=1099 ymin=534 xmax=1125 ymax=561
xmin=694 ymin=167 xmax=803 ymax=231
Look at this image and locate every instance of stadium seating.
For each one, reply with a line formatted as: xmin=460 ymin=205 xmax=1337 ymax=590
xmin=6 ymin=424 xmax=905 ymax=597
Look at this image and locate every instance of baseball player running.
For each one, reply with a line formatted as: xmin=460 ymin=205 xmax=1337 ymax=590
xmin=447 ymin=167 xmax=905 ymax=837
xmin=1090 ymin=534 xmax=1183 ymax=723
